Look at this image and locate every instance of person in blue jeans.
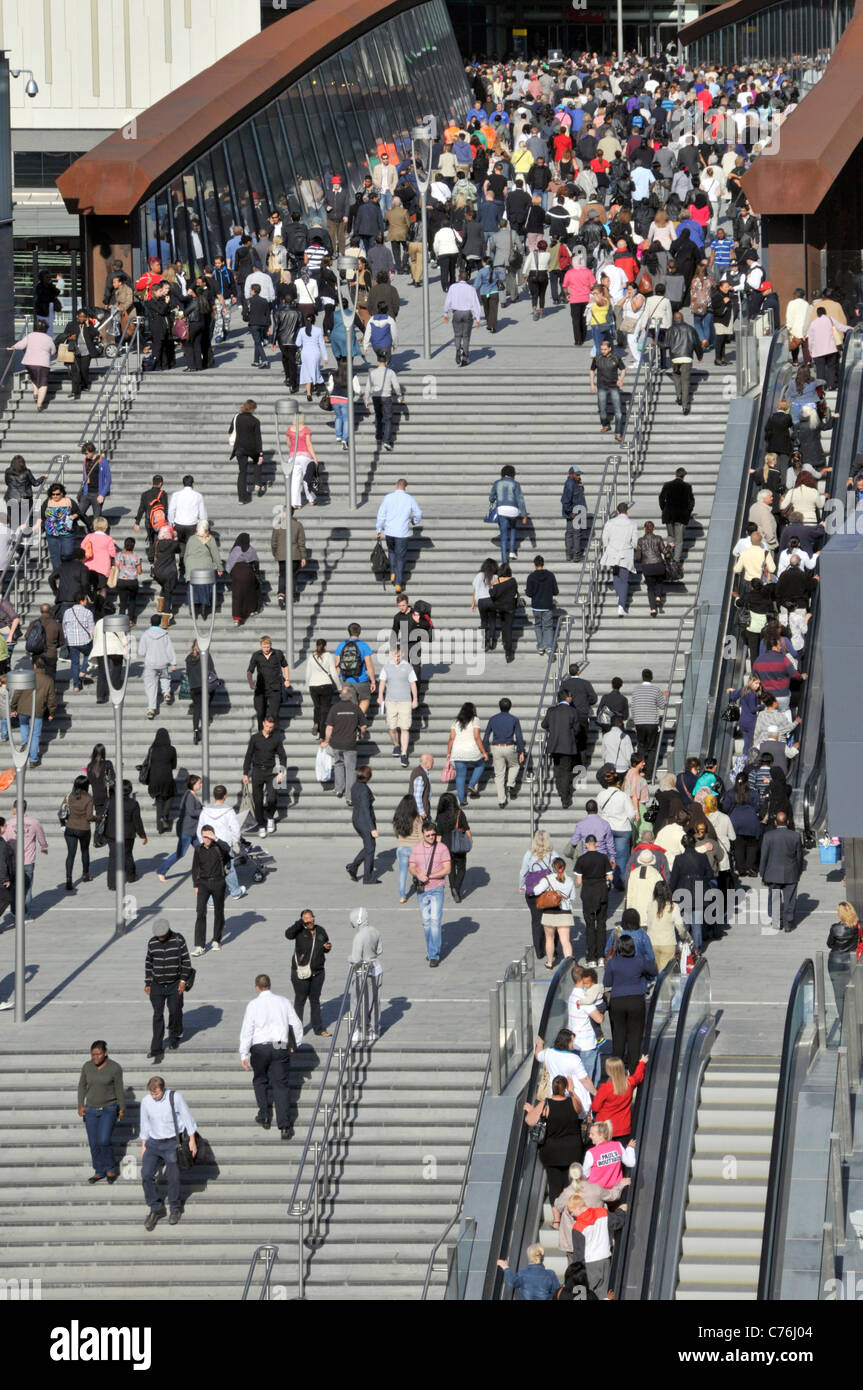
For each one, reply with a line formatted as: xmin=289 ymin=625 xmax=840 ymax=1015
xmin=408 ymin=822 xmax=452 ymax=966
xmin=393 ymin=795 xmax=422 ymax=902
xmin=157 ymin=774 xmax=202 ymax=880
xmin=447 ymin=703 xmax=489 ymax=807
xmin=589 ymin=340 xmax=627 ymax=440
xmin=488 ymin=464 xmax=528 ymax=565
xmin=77 ymin=1040 xmax=125 ymax=1182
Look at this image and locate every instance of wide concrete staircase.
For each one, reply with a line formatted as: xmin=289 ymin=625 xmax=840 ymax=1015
xmin=0 ymin=351 xmax=729 ymax=855
xmin=675 ymin=1056 xmax=779 ymax=1300
xmin=0 ymin=1043 xmax=485 ymax=1300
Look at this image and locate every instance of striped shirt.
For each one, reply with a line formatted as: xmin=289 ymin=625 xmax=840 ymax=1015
xmin=629 ymin=682 xmax=666 ymax=725
xmin=709 ymin=237 xmax=733 ymax=267
xmin=144 ymin=931 xmax=192 ymax=987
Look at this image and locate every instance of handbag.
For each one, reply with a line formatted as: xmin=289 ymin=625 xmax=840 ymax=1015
xmin=57 ymin=343 xmax=75 ymax=364
xmin=450 ymin=825 xmax=472 ymax=855
xmin=169 ymin=1089 xmax=198 ymax=1171
xmin=721 ymin=704 xmax=741 ymax=723
xmin=137 ymin=751 xmax=151 ymax=786
xmin=643 ymin=798 xmax=660 ymax=824
xmin=318 ymin=391 xmax=333 ymax=412
xmin=857 ymin=926 xmax=863 ymax=964
xmin=57 ymin=795 xmax=70 ymax=825
xmin=172 ymin=317 xmax=190 ymax=342
xmin=529 ymin=1102 xmax=549 ymax=1147
xmin=294 ymin=926 xmax=317 ymax=981
xmin=483 ymin=504 xmax=500 ymax=525
xmin=536 ymin=887 xmax=563 ymax=910
xmin=441 ymin=757 xmax=456 ymax=783
xmin=178 ymin=671 xmax=191 ymax=701
xmin=106 ymin=563 xmax=119 ymax=590
xmin=535 ymin=1066 xmax=551 ymax=1103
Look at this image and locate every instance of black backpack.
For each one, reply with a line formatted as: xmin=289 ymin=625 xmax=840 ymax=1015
xmin=338 ymin=640 xmax=363 ymax=680
xmin=25 ymin=619 xmax=46 ymax=656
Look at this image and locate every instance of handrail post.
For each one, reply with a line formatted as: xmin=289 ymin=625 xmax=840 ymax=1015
xmin=828 ymin=1132 xmax=846 ymax=1251
xmin=814 ymin=950 xmax=827 ymax=1047
xmin=845 ymin=982 xmax=860 ymax=1079
xmin=489 ymin=986 xmax=502 ymax=1096
xmin=297 ymin=1216 xmax=306 ymax=1300
xmin=837 ymin=1048 xmax=853 ymax=1160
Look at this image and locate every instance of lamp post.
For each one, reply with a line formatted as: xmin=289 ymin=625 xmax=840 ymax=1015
xmin=410 ymin=126 xmax=433 ymax=361
xmin=336 ymin=255 xmax=361 ymax=512
xmin=101 ymin=614 xmax=131 ymax=937
xmin=274 ymin=399 xmax=300 ymax=666
xmin=187 ymin=569 xmax=217 ymax=800
xmin=1 ymin=669 xmax=35 ymax=1020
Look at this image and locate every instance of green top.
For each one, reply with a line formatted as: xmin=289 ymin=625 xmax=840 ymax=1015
xmin=77 ymin=1058 xmax=124 ymax=1109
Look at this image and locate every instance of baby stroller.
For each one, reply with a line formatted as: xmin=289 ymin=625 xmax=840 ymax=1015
xmin=83 ymin=305 xmax=123 ymax=358
xmin=235 ymin=835 xmax=278 ymax=885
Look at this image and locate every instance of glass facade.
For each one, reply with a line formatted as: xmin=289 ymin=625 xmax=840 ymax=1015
xmin=140 ymin=0 xmax=468 ymax=270
xmin=686 ymin=0 xmax=855 ymax=74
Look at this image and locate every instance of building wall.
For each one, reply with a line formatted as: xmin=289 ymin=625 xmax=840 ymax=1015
xmin=2 ymin=0 xmax=261 ymax=132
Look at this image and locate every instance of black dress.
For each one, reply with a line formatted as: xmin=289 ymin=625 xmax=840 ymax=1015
xmin=537 ymin=1097 xmax=586 ymax=1205
xmin=86 ymin=758 xmax=116 ymax=834
xmin=153 ymin=537 xmax=180 ymax=603
xmin=230 ymin=560 xmax=261 ymax=622
xmin=145 ymin=733 xmax=177 ymax=831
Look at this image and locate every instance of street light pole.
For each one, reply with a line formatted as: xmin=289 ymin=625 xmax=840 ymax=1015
xmin=274 ymin=400 xmax=299 ymax=667
xmin=336 ymin=256 xmax=361 ymax=512
xmin=410 ymin=126 xmax=433 ymax=361
xmin=1 ymin=669 xmax=36 ymax=1020
xmin=188 ymin=570 xmax=217 ymax=800
xmin=102 ymin=614 xmax=131 ymax=937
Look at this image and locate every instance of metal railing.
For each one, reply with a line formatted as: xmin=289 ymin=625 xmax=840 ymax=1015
xmin=490 ymin=945 xmax=535 ymax=1095
xmin=523 ymin=613 xmax=568 ymax=836
xmin=1 ymin=453 xmax=69 ymax=618
xmin=77 ymin=324 xmax=143 ymax=455
xmin=288 ymin=962 xmax=374 ymax=1299
xmin=241 ymin=1243 xmax=280 ymax=1300
xmin=421 ymin=1054 xmax=492 ymax=1300
xmin=818 ymin=953 xmax=863 ymax=1297
xmin=649 ymin=600 xmax=702 ymax=781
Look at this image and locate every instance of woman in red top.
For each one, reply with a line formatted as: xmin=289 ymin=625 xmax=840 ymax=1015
xmin=591 ymin=1053 xmax=647 ymax=1145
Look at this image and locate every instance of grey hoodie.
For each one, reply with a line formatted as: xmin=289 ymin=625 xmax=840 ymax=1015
xmin=137 ymin=626 xmax=176 ymax=669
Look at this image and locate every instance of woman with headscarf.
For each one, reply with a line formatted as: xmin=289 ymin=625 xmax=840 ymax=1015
xmin=143 ymin=726 xmax=177 ymax=834
xmin=183 ymin=520 xmax=223 ymax=616
xmin=225 ymin=532 xmax=261 ymax=625
xmin=652 ymin=772 xmax=683 ymax=832
xmin=152 ymin=524 xmax=180 ymax=626
xmin=625 ymin=849 xmax=663 ymax=921
xmin=766 ymin=767 xmax=794 ymax=828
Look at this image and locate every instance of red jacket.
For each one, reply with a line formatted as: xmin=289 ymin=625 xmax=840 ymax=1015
xmin=592 ymin=1058 xmax=646 ymax=1137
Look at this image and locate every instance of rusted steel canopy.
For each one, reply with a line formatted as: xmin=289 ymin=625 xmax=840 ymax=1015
xmin=741 ymin=8 xmax=863 ymax=216
xmin=58 ymin=0 xmax=414 ymax=216
xmin=679 ymin=0 xmax=786 ymax=47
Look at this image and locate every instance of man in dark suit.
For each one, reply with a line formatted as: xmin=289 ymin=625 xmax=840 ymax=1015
xmin=759 ymin=811 xmax=804 ymax=932
xmin=658 ymin=466 xmax=695 ymax=565
xmin=559 ymin=663 xmax=597 ymax=763
xmin=541 ymin=689 xmax=581 ymax=809
xmin=346 ymin=766 xmax=380 ymax=884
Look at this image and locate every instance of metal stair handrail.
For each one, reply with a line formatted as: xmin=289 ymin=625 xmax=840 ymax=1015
xmin=77 ymin=325 xmax=143 ymax=454
xmin=240 ymin=1243 xmax=280 ymax=1301
xmin=288 ymin=961 xmax=374 ymax=1299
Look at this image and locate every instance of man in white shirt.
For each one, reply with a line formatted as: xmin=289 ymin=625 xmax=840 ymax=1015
xmin=244 ymin=268 xmax=276 ymax=303
xmin=139 ymin=1075 xmax=197 ymax=1229
xmin=239 ymin=973 xmax=304 ymax=1140
xmin=375 ymin=478 xmax=422 ymax=590
xmin=167 ymin=474 xmax=207 ymax=560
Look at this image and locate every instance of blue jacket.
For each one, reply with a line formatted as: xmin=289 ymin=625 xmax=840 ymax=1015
xmin=81 ymin=454 xmax=111 ymax=498
xmin=477 ymin=198 xmax=504 ymax=235
xmin=503 ymin=1263 xmax=560 ymax=1300
xmin=604 ymin=926 xmax=655 ymax=965
xmin=473 ymin=265 xmax=504 ymax=297
xmin=603 ymin=951 xmax=658 ymax=997
xmin=562 ymin=475 xmax=586 ymax=517
xmin=490 ymin=477 xmax=527 ymax=514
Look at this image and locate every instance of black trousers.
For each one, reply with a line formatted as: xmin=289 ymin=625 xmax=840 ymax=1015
xmin=250 ymin=1042 xmax=293 ymax=1129
xmin=581 ymin=884 xmax=609 ymax=960
xmin=71 ymin=353 xmax=92 ymax=396
xmin=280 ymin=344 xmax=299 ymax=389
xmin=251 ymin=773 xmax=277 ymax=827
xmin=349 ymin=825 xmax=376 ymax=881
xmin=64 ymin=828 xmax=91 ymax=879
xmin=254 ymin=687 xmax=282 ymax=729
xmin=609 ymin=994 xmax=646 ymax=1073
xmin=438 ymin=253 xmax=457 ymax=291
xmin=195 ymin=881 xmax=226 ymax=945
xmin=95 ymin=653 xmax=123 ymax=703
xmin=154 ymin=795 xmax=173 ymax=830
xmin=116 ymin=579 xmax=138 ymax=618
xmin=107 ymin=837 xmax=136 ymax=889
xmin=735 ymin=834 xmax=760 ymax=875
xmin=635 ymin=723 xmax=659 ymax=763
xmin=450 ymin=852 xmax=467 ymax=896
xmin=292 ymin=967 xmax=325 ymax=1033
xmin=526 ymin=895 xmax=545 ymax=957
xmin=311 ymin=685 xmax=334 ymax=734
xmin=552 ymin=752 xmax=574 ymax=807
xmin=496 ymin=608 xmax=514 ymax=660
xmin=478 ymin=597 xmax=495 ymax=648
xmin=236 ymin=450 xmax=262 ymax=503
xmin=150 ymin=329 xmax=174 ymax=371
xmin=150 ymin=981 xmax=183 ymax=1053
xmin=570 ymin=302 xmax=586 ymax=345
xmin=481 ymin=294 xmax=499 ymax=331
xmin=173 ymin=524 xmax=196 ymax=577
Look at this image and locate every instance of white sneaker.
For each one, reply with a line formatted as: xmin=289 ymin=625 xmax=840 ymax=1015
xmin=0 ymin=1000 xmax=12 ymax=1011
xmin=191 ymin=946 xmax=205 ymax=957
xmin=266 ymin=819 xmax=276 ymax=833
xmin=210 ymin=941 xmax=221 ymax=952
xmin=257 ymin=826 xmax=268 ymax=839
xmin=618 ymin=605 xmax=627 ymax=616
xmin=233 ymin=887 xmax=248 ymax=899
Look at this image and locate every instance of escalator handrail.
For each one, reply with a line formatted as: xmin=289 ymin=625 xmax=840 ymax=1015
xmin=757 ymin=957 xmax=816 ymax=1301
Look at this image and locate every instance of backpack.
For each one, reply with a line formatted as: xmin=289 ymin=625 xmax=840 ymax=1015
xmin=369 ymin=314 xmax=393 ymax=350
xmin=370 ymin=539 xmax=389 ymax=579
xmin=338 ymin=639 xmax=363 ymax=680
xmin=148 ymin=491 xmax=167 ymax=532
xmin=25 ymin=619 xmax=46 ymax=656
xmin=633 ymin=203 xmax=653 ymax=237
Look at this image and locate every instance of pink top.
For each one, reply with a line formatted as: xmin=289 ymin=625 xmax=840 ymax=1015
xmin=83 ymin=531 xmax=117 ymax=577
xmin=13 ymin=332 xmax=57 ymax=369
xmin=286 ymin=425 xmax=313 ymax=452
xmin=3 ymin=814 xmax=48 ymax=865
xmin=408 ymin=841 xmax=452 ymax=892
xmin=808 ymin=314 xmax=844 ymax=356
xmin=563 ymin=266 xmax=596 ymax=305
xmin=583 ymin=1140 xmax=634 ymax=1190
